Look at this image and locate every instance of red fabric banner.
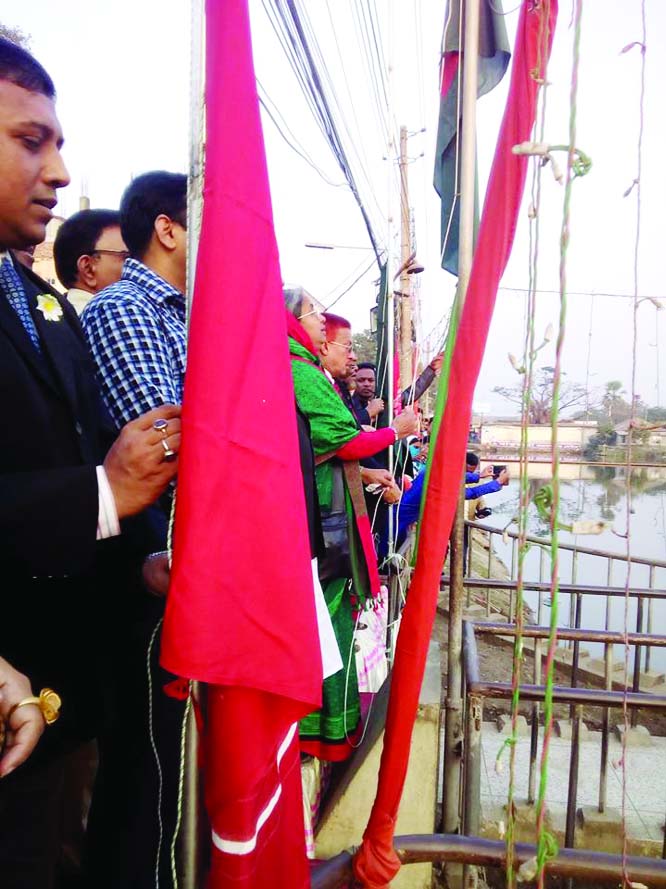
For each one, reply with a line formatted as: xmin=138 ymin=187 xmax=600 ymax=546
xmin=352 ymin=2 xmax=558 ymax=886
xmin=160 ymin=0 xmax=322 ymax=885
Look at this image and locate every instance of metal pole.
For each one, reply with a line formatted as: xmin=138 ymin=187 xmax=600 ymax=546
xmin=179 ymin=685 xmax=204 ymax=889
xmin=312 ymin=835 xmax=666 ymax=889
xmin=443 ymin=487 xmax=466 ymax=834
xmin=442 ymin=0 xmax=480 ymax=839
xmin=179 ymin=2 xmax=206 ymax=885
xmin=631 ymin=594 xmax=644 ymax=727
xmin=463 ymin=694 xmax=483 ymax=889
xmin=398 ymin=125 xmax=412 ymax=393
xmin=647 ymin=565 xmax=655 ymax=672
xmin=565 ymin=704 xmax=582 ymax=850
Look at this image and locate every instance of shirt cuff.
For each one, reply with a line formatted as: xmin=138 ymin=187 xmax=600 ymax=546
xmin=96 ymin=465 xmax=121 ymax=540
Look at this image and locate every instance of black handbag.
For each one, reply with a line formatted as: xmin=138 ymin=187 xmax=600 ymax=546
xmin=318 ymin=462 xmax=352 ymax=582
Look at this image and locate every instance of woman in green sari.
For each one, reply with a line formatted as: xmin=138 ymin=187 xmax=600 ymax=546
xmin=284 ymin=287 xmax=415 ymax=761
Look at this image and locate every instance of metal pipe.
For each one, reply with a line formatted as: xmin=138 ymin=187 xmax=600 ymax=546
xmin=568 ymin=551 xmax=579 ymax=651
xmin=529 ymin=550 xmax=546 ymax=805
xmin=631 ymin=594 xmax=644 ymax=727
xmin=470 ymin=623 xmax=666 ymax=647
xmin=570 ymin=593 xmax=583 ymax=691
xmin=467 ymin=681 xmax=666 ymax=711
xmin=442 ymin=576 xmax=666 ymax=599
xmin=463 ymin=621 xmax=482 ymax=686
xmin=442 ymin=0 xmax=480 ymax=833
xmin=443 ymin=489 xmax=466 ymax=834
xmin=463 ymin=694 xmax=482 ymax=889
xmin=179 ymin=684 xmax=203 ymax=889
xmin=464 ymin=521 xmax=666 ymax=568
xmin=527 ymin=703 xmax=539 ymax=806
xmin=311 ymin=835 xmax=666 ymax=889
xmin=647 ymin=565 xmax=655 ymax=672
xmin=565 ymin=705 xmax=582 ymax=849
xmin=463 ymin=694 xmax=482 ymax=837
xmin=600 ymin=558 xmax=614 ymax=813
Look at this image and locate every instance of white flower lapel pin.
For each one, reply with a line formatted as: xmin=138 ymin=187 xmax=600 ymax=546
xmin=36 ymin=294 xmax=63 ymax=322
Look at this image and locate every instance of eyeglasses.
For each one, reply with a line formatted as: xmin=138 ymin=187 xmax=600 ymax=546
xmin=91 ymin=249 xmax=130 ymax=260
xmin=298 ymin=300 xmax=325 ymax=320
xmin=327 ymin=340 xmax=353 ymax=353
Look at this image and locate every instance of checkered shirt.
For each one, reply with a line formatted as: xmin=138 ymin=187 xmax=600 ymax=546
xmin=81 ymin=258 xmax=186 ymax=429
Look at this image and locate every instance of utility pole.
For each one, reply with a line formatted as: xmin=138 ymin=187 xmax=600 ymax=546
xmin=398 ymin=125 xmax=412 ymax=393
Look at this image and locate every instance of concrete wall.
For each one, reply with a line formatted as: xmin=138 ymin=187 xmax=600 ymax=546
xmin=480 ymin=423 xmax=596 ymax=449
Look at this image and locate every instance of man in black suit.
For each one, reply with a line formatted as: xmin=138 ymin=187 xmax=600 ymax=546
xmin=0 ymin=37 xmax=182 ymax=889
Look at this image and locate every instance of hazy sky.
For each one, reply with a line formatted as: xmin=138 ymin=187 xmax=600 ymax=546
xmin=4 ymin=0 xmax=664 ymax=416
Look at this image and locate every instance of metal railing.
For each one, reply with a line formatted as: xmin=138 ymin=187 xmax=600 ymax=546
xmin=311 ymin=834 xmax=666 ymax=889
xmin=458 ymin=519 xmax=666 ymax=728
xmin=460 ymin=620 xmax=666 ymax=876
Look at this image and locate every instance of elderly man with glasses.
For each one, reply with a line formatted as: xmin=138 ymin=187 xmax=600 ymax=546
xmin=53 ymin=208 xmax=129 ymax=315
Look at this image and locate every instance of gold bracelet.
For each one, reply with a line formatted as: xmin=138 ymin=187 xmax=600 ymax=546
xmin=7 ymin=688 xmax=61 ymax=725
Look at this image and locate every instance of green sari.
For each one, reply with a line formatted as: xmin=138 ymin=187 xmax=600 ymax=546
xmin=289 ymin=337 xmax=371 ymax=760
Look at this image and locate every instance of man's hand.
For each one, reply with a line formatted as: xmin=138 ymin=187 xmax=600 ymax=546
xmin=361 ymin=467 xmax=395 ymax=489
xmin=381 ymin=481 xmax=402 ymax=504
xmin=104 ymin=405 xmax=182 ymax=520
xmin=429 ymin=353 xmax=444 ymax=374
xmin=0 ymin=658 xmax=45 ymax=777
xmin=142 ymin=553 xmax=171 ymax=597
xmin=480 ymin=465 xmax=495 ymax=478
xmin=498 ymin=469 xmax=510 ymax=486
xmin=366 ymin=397 xmax=385 ymax=419
xmin=391 ymin=407 xmax=419 ymax=440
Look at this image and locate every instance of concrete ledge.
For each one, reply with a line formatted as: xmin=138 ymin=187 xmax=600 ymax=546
xmin=639 ymin=669 xmax=666 ymax=689
xmin=613 ymin=724 xmax=653 ymax=747
xmin=496 ymin=714 xmax=529 ymax=736
xmin=554 ymin=719 xmax=590 ymax=740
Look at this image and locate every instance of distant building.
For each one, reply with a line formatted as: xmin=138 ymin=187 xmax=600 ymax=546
xmin=615 ymin=419 xmax=666 ymax=448
xmin=475 ymin=419 xmax=597 ymax=453
xmin=33 ymin=215 xmax=65 ymax=293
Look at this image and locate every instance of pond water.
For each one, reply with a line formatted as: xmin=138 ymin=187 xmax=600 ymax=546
xmin=475 ymin=464 xmax=666 ymax=670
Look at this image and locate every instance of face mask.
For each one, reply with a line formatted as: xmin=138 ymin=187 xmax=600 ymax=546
xmin=409 ymin=445 xmax=420 ymax=459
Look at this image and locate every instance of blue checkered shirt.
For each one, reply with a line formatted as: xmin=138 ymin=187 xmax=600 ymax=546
xmin=81 ymin=258 xmax=186 ymax=429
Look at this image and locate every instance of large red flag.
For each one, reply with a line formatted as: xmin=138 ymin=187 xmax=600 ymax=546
xmin=160 ymin=1 xmax=322 ymax=886
xmin=353 ymin=2 xmax=558 ymax=886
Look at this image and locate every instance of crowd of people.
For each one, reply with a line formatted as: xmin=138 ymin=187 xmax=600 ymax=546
xmin=0 ymin=35 xmax=510 ymax=888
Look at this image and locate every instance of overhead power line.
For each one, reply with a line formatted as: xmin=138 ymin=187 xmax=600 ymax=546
xmin=257 ymin=80 xmax=345 ymax=188
xmin=262 ymin=0 xmax=386 ymax=269
xmin=499 ymin=286 xmax=666 ymax=302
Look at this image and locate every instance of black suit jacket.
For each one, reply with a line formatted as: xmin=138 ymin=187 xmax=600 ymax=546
xmin=0 ymin=260 xmax=160 ymax=759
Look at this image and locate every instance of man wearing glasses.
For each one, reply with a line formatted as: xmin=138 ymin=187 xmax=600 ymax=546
xmin=53 ymin=208 xmax=129 ymax=314
xmin=80 ymin=170 xmax=189 ymax=887
xmin=81 ymin=171 xmax=187 ymax=431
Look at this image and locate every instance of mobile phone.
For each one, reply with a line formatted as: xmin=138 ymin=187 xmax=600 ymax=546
xmin=493 ymin=464 xmax=506 ymax=479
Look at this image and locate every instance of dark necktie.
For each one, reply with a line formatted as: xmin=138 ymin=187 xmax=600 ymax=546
xmin=0 ymin=255 xmax=41 ymax=351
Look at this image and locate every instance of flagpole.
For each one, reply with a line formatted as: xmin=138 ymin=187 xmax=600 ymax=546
xmin=179 ymin=1 xmax=205 ymax=887
xmin=442 ymin=0 xmax=480 ymax=844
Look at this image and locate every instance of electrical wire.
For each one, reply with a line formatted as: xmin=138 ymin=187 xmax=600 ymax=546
xmin=258 ymin=81 xmax=347 ymax=188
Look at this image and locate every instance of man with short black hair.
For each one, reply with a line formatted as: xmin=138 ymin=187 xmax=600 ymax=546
xmin=352 ymin=361 xmax=384 ymax=425
xmin=82 ymin=170 xmax=187 ymax=429
xmin=81 ymin=171 xmax=189 ymax=888
xmin=53 ymin=208 xmax=127 ymax=314
xmin=0 ymin=37 xmax=181 ymax=889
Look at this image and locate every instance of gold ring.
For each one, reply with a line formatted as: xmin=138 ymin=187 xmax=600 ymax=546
xmin=7 ymin=688 xmax=61 ymax=726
